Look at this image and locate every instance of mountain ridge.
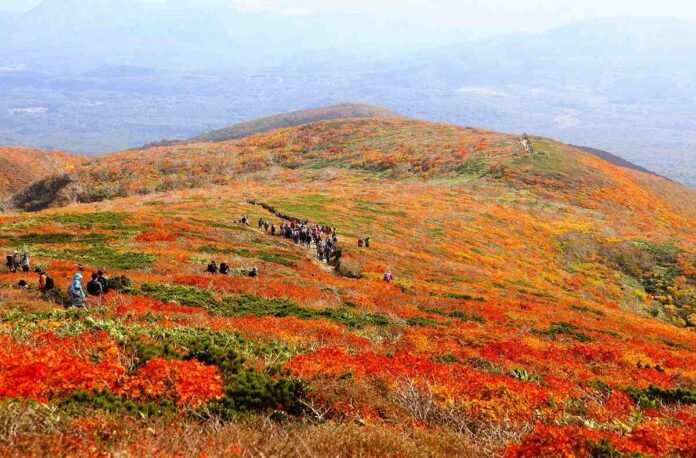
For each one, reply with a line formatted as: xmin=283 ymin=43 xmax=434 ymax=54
xmin=11 ymin=117 xmax=693 ymax=221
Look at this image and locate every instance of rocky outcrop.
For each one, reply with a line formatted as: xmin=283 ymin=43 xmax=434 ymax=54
xmin=13 ymin=174 xmax=84 ymax=212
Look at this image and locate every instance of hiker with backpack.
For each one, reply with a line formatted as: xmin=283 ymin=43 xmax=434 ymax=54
xmin=20 ymin=251 xmax=30 ymax=273
xmin=37 ymin=268 xmax=55 ymax=293
xmin=6 ymin=252 xmax=16 ymax=272
xmin=97 ymin=270 xmax=109 ymax=293
xmin=67 ymin=273 xmax=87 ymax=308
xmin=87 ymin=273 xmax=104 ymax=296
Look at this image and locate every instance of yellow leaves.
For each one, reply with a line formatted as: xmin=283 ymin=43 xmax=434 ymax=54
xmin=623 ymin=351 xmax=656 ymax=368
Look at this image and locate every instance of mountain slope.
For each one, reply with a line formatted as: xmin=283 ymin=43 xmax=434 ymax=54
xmin=0 ymin=118 xmax=694 ymax=455
xmin=572 ymin=145 xmax=663 ymax=178
xmin=25 ymin=118 xmax=692 ymax=219
xmin=0 ymin=147 xmax=83 ymax=207
xmin=187 ymin=103 xmax=404 ymax=144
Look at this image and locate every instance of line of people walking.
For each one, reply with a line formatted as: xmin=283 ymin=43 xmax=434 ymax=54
xmin=260 ymin=217 xmax=342 ymax=264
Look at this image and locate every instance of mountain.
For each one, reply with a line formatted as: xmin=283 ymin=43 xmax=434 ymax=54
xmin=141 ymin=104 xmax=404 ymax=147
xmin=0 ymin=0 xmax=439 ymax=73
xmin=0 ymin=117 xmax=694 ymax=455
xmin=188 ymin=103 xmax=404 ymax=144
xmin=0 ymin=147 xmax=83 ymax=208
xmin=373 ymin=18 xmax=696 ymax=187
xmin=0 ymin=16 xmax=694 ymax=187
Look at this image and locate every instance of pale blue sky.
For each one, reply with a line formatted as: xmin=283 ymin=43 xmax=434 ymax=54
xmin=1 ymin=0 xmax=694 ymax=35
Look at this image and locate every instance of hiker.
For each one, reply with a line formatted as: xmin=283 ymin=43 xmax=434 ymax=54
xmin=365 ymin=237 xmax=371 ymax=248
xmin=248 ymin=267 xmax=258 ymax=278
xmin=258 ymin=218 xmax=264 ymax=230
xmin=207 ymin=261 xmax=219 ymax=274
xmin=383 ymin=270 xmax=393 ymax=283
xmin=219 ymin=262 xmax=230 ymax=275
xmin=6 ymin=252 xmax=16 ymax=272
xmin=97 ymin=270 xmax=109 ymax=292
xmin=67 ymin=273 xmax=87 ymax=308
xmin=86 ymin=273 xmax=104 ymax=296
xmin=20 ymin=251 xmax=30 ymax=273
xmin=271 ymin=224 xmax=276 ymax=236
xmin=36 ymin=268 xmax=55 ymax=293
xmin=358 ymin=238 xmax=364 ymax=248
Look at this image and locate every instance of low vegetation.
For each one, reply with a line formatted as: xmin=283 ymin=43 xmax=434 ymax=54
xmin=0 ymin=118 xmax=693 ymax=456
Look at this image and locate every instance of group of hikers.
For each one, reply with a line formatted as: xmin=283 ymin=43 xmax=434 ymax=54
xmin=6 ymin=251 xmax=112 ymax=308
xmin=254 ymin=216 xmax=395 ymax=281
xmin=4 ymin=213 xmax=393 ymax=311
xmin=66 ymin=270 xmax=110 ymax=307
xmin=259 ymin=217 xmax=346 ymax=264
xmin=6 ymin=251 xmax=30 ymax=273
xmin=206 ymin=260 xmax=258 ymax=278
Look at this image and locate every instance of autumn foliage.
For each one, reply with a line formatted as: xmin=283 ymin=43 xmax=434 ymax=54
xmin=0 ymin=118 xmax=693 ymax=456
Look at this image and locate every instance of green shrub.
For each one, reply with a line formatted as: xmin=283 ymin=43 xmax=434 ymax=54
xmin=141 ymin=283 xmax=217 ymax=307
xmin=62 ymin=389 xmax=176 ymax=417
xmin=13 ymin=233 xmax=110 ymax=245
xmin=448 ymin=310 xmax=486 ymax=323
xmin=571 ymin=305 xmax=606 ymax=317
xmin=406 ymin=317 xmax=442 ymax=327
xmin=209 ymin=371 xmax=306 ymax=419
xmin=534 ymin=322 xmax=593 ymax=342
xmin=442 ymin=293 xmax=486 ymax=301
xmin=624 ymin=385 xmax=696 ymax=407
xmin=220 ymin=295 xmax=391 ymax=329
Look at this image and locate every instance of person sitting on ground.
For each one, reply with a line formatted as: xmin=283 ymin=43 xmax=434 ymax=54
xmin=86 ymin=273 xmax=104 ymax=296
xmin=17 ymin=280 xmax=28 ymax=290
xmin=358 ymin=238 xmax=364 ymax=248
xmin=207 ymin=261 xmax=219 ymax=274
xmin=219 ymin=262 xmax=230 ymax=275
xmin=248 ymin=267 xmax=258 ymax=278
xmin=97 ymin=270 xmax=109 ymax=292
xmin=21 ymin=251 xmax=30 ymax=273
xmin=383 ymin=270 xmax=393 ymax=283
xmin=67 ymin=273 xmax=87 ymax=308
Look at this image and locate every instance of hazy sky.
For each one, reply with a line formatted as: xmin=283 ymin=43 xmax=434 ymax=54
xmin=1 ymin=0 xmax=694 ymax=35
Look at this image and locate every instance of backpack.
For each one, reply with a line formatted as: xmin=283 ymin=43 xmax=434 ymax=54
xmin=44 ymin=276 xmax=55 ymax=290
xmin=67 ymin=282 xmax=82 ymax=298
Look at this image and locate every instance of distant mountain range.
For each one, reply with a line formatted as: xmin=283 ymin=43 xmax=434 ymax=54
xmin=0 ymin=5 xmax=693 ymax=187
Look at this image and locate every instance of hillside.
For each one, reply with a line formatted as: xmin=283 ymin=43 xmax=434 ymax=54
xmin=572 ymin=145 xmax=663 ymax=178
xmin=0 ymin=118 xmax=694 ymax=456
xmin=189 ymin=103 xmax=403 ymax=144
xmin=0 ymin=147 xmax=83 ymax=208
